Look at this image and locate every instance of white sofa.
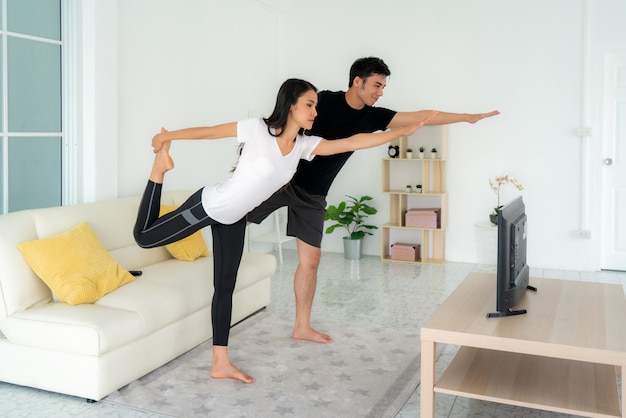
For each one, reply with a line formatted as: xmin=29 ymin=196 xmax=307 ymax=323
xmin=0 ymin=190 xmax=276 ymax=401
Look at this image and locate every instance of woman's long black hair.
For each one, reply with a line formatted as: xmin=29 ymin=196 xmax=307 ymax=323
xmin=263 ymin=78 xmax=317 ymax=137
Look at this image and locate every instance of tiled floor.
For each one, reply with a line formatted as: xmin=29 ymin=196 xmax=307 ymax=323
xmin=1 ymin=249 xmax=625 ymax=417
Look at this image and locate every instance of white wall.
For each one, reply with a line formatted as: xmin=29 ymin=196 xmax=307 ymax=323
xmin=280 ymin=0 xmax=626 ymax=270
xmin=115 ymin=0 xmax=287 ymax=197
xmin=78 ymin=0 xmax=118 ymax=202
xmin=87 ymin=0 xmax=626 ymax=271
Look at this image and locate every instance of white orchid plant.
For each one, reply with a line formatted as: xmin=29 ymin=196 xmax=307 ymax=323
xmin=489 ymin=174 xmax=524 ymax=215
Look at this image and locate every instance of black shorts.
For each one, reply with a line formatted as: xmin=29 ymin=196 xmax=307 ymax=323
xmin=247 ymin=184 xmax=327 ymax=248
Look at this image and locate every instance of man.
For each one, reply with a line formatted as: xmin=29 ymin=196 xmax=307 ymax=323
xmin=247 ymin=57 xmax=500 ymax=343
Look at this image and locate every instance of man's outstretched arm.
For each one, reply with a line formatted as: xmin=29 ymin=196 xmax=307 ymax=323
xmin=387 ymin=110 xmax=500 ymax=128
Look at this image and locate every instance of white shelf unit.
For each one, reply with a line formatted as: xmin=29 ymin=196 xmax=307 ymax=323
xmin=381 ymin=126 xmax=448 ymax=264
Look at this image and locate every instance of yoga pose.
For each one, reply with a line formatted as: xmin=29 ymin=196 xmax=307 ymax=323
xmin=247 ymin=57 xmax=501 ymax=344
xmin=134 ymin=78 xmax=436 ymax=383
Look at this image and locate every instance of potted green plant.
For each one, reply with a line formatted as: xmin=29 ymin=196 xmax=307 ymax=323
xmin=406 ymin=184 xmax=412 ymax=193
xmin=418 ymin=146 xmax=425 ymax=159
xmin=406 ymin=148 xmax=413 ymax=159
xmin=325 ymin=195 xmax=378 ymax=259
xmin=415 ymin=184 xmax=422 ymax=194
xmin=430 ymin=147 xmax=438 ymax=159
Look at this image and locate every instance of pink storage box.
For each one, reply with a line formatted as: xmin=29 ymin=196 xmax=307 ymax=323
xmin=391 ymin=242 xmax=421 ymax=261
xmin=405 ymin=208 xmax=440 ymax=229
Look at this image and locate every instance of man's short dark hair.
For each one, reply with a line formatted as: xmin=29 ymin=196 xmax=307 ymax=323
xmin=348 ymin=57 xmax=391 ymax=87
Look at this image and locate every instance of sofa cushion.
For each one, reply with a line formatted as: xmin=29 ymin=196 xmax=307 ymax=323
xmin=96 ymin=258 xmax=214 ymax=334
xmin=17 ymin=222 xmax=135 ymax=305
xmin=3 ymin=303 xmax=144 ymax=356
xmin=159 ymin=205 xmax=210 ymax=261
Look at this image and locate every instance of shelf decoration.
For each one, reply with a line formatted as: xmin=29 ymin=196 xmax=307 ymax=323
xmin=381 ymin=126 xmax=448 ymax=264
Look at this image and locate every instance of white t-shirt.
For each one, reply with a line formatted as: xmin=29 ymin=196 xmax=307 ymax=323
xmin=201 ymin=118 xmax=322 ymax=224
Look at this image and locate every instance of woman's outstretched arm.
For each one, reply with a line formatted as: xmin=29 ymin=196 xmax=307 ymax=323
xmin=312 ymin=111 xmax=438 ymax=156
xmin=151 ymin=122 xmax=238 ymax=153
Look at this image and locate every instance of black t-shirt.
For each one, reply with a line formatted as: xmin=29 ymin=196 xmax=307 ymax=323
xmin=291 ymin=90 xmax=396 ymax=196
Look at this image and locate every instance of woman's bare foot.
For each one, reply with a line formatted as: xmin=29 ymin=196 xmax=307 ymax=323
xmin=292 ymin=325 xmax=333 ymax=344
xmin=211 ymin=346 xmax=255 ymax=384
xmin=149 ymin=142 xmax=174 ymax=183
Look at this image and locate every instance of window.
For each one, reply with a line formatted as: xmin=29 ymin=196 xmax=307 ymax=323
xmin=0 ymin=0 xmax=67 ymax=213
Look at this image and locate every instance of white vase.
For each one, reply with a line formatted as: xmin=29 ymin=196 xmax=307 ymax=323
xmin=418 ymin=152 xmax=424 ymax=159
xmin=406 ymin=152 xmax=413 ymax=159
xmin=431 ymin=152 xmax=437 ymax=159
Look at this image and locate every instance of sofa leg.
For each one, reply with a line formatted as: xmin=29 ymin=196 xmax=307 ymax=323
xmin=86 ymin=399 xmax=97 ymax=403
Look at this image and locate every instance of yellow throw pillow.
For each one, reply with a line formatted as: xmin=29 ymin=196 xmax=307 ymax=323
xmin=17 ymin=222 xmax=135 ymax=305
xmin=160 ymin=205 xmax=209 ymax=261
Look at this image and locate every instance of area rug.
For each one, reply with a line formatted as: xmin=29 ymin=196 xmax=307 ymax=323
xmin=104 ymin=312 xmax=422 ymax=417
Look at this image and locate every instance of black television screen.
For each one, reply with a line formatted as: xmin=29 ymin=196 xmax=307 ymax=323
xmin=487 ymin=196 xmax=535 ymax=318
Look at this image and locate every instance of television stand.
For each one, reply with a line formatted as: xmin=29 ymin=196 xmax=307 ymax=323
xmin=486 ymin=307 xmax=527 ymax=317
xmin=486 ymin=285 xmax=538 ymax=317
xmin=420 ymin=273 xmax=626 ymax=418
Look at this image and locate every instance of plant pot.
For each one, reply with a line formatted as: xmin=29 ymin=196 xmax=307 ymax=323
xmin=406 ymin=152 xmax=413 ymax=159
xmin=418 ymin=152 xmax=424 ymax=159
xmin=416 ymin=188 xmax=422 ymax=194
xmin=489 ymin=213 xmax=498 ymax=225
xmin=343 ymin=237 xmax=363 ymax=260
xmin=430 ymin=152 xmax=437 ymax=159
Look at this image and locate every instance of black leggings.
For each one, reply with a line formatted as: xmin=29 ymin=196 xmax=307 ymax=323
xmin=133 ymin=181 xmax=246 ymax=346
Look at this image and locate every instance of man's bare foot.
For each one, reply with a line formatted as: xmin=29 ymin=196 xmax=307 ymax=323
xmin=292 ymin=325 xmax=333 ymax=344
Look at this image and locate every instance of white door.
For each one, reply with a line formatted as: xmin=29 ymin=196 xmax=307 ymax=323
xmin=600 ymin=52 xmax=626 ymax=271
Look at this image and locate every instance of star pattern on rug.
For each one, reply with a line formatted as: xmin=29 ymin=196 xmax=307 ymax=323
xmin=273 ymin=405 xmax=294 ymax=416
xmin=303 ymin=382 xmax=322 ymax=391
xmin=192 ymin=405 xmax=212 ymax=415
xmin=336 ymin=372 xmax=352 ymax=381
xmin=369 ymin=367 xmax=391 ymax=375
xmin=234 ymin=398 xmax=253 ymax=407
xmin=269 ymin=375 xmax=283 ymax=383
xmin=350 ymin=388 xmax=369 ymax=397
xmin=312 ymin=397 xmax=332 ymax=408
xmin=296 ymin=367 xmax=314 ymax=375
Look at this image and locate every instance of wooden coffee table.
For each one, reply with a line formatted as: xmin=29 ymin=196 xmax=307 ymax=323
xmin=420 ymin=272 xmax=626 ymax=417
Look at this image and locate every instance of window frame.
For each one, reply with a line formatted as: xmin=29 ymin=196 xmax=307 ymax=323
xmin=0 ymin=0 xmax=77 ymax=213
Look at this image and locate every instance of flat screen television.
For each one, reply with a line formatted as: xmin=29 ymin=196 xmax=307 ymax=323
xmin=487 ymin=196 xmax=536 ymax=318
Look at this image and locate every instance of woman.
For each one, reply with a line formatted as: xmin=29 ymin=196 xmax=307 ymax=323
xmin=134 ymin=78 xmax=435 ymax=384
